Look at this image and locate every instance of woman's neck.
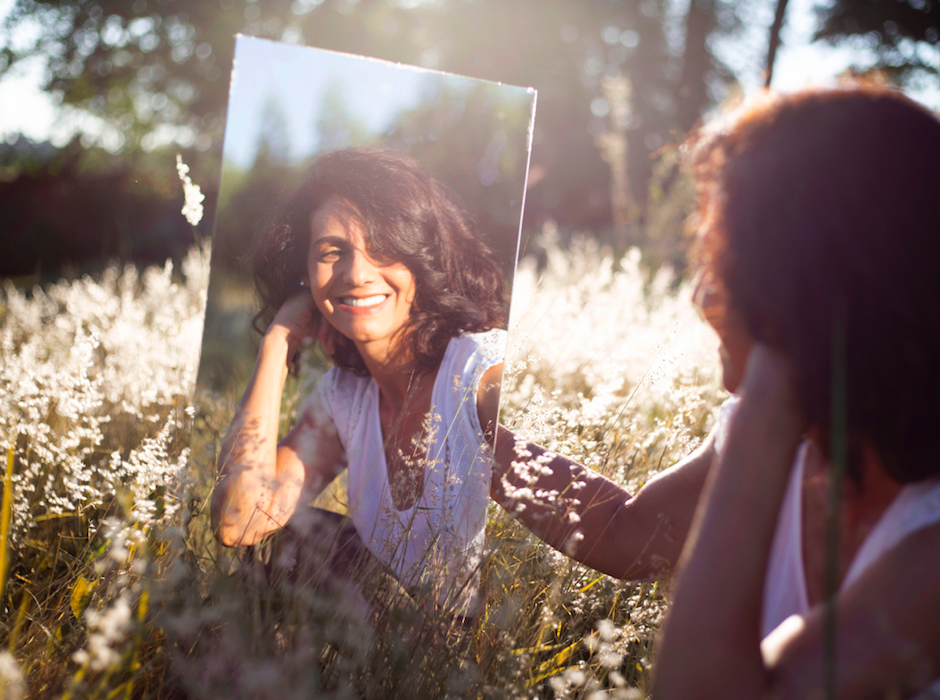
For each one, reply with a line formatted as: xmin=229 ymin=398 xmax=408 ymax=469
xmin=355 ymin=336 xmax=426 ymax=410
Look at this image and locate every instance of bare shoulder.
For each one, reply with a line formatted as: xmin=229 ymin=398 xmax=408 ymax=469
xmin=767 ymin=520 xmax=940 ymax=699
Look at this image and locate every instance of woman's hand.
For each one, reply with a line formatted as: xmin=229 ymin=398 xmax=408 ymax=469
xmin=212 ymin=293 xmax=346 ymax=547
xmin=267 ymin=293 xmax=341 ymax=365
xmin=737 ymin=344 xmax=803 ymax=433
xmin=655 ymin=341 xmax=805 ymax=700
xmin=268 ymin=293 xmax=320 ymax=363
xmin=657 ymin=342 xmax=940 ymax=699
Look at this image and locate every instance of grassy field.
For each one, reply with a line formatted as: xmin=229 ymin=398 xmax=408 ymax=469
xmin=0 ymin=233 xmax=723 ymax=699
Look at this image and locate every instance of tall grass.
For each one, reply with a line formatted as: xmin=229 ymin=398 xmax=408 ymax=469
xmin=0 ymin=248 xmax=207 ymax=698
xmin=0 ymin=230 xmax=723 ymax=699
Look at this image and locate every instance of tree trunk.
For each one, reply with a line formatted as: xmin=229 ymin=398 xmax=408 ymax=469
xmin=676 ymin=0 xmax=715 ymax=134
xmin=765 ymin=0 xmax=791 ymax=88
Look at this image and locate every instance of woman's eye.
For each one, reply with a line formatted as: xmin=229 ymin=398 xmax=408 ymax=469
xmin=319 ymin=249 xmax=342 ymax=262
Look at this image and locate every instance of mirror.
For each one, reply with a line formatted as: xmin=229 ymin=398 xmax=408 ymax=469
xmin=189 ymin=35 xmax=536 ymax=678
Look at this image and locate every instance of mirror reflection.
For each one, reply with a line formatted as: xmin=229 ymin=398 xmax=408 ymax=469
xmin=193 ymin=36 xmax=536 ymax=646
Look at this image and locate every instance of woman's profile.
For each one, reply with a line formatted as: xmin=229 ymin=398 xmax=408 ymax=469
xmin=488 ymin=83 xmax=940 ymax=697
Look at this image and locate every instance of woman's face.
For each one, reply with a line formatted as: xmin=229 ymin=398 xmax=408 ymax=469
xmin=307 ymin=198 xmax=416 ymax=351
xmin=693 ymin=268 xmax=753 ymax=394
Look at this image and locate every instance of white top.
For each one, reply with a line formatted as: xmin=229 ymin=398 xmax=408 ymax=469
xmin=310 ymin=329 xmax=505 ymax=614
xmin=715 ymin=398 xmax=940 ymax=695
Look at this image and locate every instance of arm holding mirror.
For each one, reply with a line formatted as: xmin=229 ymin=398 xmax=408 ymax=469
xmin=211 ymin=294 xmax=345 ymax=547
xmin=479 ymin=363 xmax=717 ymax=582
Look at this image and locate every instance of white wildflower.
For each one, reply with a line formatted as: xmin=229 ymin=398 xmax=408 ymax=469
xmin=563 ymin=668 xmax=586 ymax=686
xmin=548 ymin=675 xmax=567 ymax=695
xmin=176 ymin=154 xmax=205 ymax=226
xmin=563 ymin=530 xmax=584 ymax=556
xmin=75 ymin=594 xmax=134 ymax=671
xmin=0 ymin=652 xmax=25 ymax=700
xmin=596 ymin=618 xmax=616 ymax=641
xmin=503 ymin=228 xmax=723 ymax=495
xmin=0 ymin=243 xmax=208 ymax=545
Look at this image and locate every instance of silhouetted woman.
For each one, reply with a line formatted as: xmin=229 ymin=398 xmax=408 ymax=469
xmin=656 ymin=85 xmax=940 ymax=699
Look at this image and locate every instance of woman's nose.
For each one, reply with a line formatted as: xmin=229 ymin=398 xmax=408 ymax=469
xmin=343 ymin=249 xmax=378 ymax=286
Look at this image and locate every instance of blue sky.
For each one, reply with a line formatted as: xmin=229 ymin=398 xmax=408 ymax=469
xmin=225 ymin=37 xmax=427 ymax=167
xmin=222 ymin=36 xmax=529 ymax=168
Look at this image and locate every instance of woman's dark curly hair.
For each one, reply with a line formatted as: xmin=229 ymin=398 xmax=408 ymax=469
xmin=689 ymin=84 xmax=940 ymax=483
xmin=252 ymin=147 xmax=507 ymax=375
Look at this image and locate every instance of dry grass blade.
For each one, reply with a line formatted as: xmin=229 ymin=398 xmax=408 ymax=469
xmin=1 ymin=442 xmax=14 ymax=604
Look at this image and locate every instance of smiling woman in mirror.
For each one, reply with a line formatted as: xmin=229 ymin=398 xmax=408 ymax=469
xmin=210 ymin=147 xmax=516 ymax=616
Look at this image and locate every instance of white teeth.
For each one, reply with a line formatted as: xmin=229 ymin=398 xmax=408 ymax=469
xmin=340 ymin=295 xmax=387 ymax=307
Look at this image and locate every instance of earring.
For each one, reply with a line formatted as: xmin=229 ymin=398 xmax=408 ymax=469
xmin=299 ymin=279 xmax=306 ymax=287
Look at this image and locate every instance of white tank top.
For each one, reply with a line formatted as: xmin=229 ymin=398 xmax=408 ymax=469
xmin=310 ymin=329 xmax=505 ymax=614
xmin=715 ymin=398 xmax=940 ymax=694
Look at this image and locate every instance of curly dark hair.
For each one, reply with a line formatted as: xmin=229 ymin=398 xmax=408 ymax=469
xmin=252 ymin=147 xmax=507 ymax=375
xmin=688 ymin=84 xmax=940 ymax=483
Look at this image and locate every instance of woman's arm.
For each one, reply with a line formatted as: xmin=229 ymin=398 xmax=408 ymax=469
xmin=653 ymin=344 xmax=805 ymax=699
xmin=210 ymin=295 xmax=345 ymax=547
xmin=479 ymin=364 xmax=716 ymax=581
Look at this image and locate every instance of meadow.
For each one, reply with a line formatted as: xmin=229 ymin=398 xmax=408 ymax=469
xmin=0 ymin=223 xmax=725 ymax=698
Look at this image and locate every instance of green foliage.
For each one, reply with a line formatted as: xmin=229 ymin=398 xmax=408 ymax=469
xmin=315 ymin=80 xmax=377 ymax=154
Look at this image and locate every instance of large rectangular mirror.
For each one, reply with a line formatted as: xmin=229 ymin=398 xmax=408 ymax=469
xmin=189 ymin=36 xmax=536 ymax=689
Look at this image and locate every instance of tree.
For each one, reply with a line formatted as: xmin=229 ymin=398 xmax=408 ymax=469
xmin=255 ymin=93 xmax=291 ymax=169
xmin=385 ymin=78 xmax=535 ymax=268
xmin=814 ymin=0 xmax=940 ymax=84
xmin=1 ymin=0 xmax=745 ymax=245
xmin=765 ymin=0 xmax=790 ymax=87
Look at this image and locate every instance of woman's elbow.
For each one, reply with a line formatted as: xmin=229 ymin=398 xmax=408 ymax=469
xmin=212 ymin=514 xmax=262 ymax=548
xmin=599 ymin=498 xmax=680 ymax=582
xmin=210 ymin=490 xmax=254 ymax=547
xmin=214 ymin=523 xmax=242 ymax=548
xmin=210 ymin=503 xmax=238 ymax=547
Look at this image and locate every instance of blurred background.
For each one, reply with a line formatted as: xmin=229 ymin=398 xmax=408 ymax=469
xmin=1 ymin=0 xmax=938 ymax=283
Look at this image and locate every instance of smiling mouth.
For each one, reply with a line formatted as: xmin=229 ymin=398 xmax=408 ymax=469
xmin=338 ymin=294 xmax=389 ymax=308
